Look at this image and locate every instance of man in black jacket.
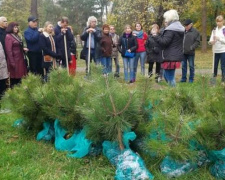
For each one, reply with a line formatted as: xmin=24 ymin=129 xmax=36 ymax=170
xmin=54 ymin=17 xmax=74 ymax=68
xmin=180 ymin=19 xmax=200 ymax=83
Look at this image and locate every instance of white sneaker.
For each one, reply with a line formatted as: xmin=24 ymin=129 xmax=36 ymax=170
xmin=0 ymin=109 xmax=11 ymax=114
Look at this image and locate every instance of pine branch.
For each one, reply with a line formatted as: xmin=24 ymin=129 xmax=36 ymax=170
xmin=116 ymin=92 xmax=135 ymax=116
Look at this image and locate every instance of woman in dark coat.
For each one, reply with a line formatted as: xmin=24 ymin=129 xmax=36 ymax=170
xmin=152 ymin=10 xmax=185 ymax=87
xmin=39 ymin=21 xmax=61 ymax=81
xmin=5 ymin=22 xmax=28 ymax=88
xmin=117 ymin=24 xmax=138 ymax=83
xmin=145 ymin=24 xmax=162 ymax=82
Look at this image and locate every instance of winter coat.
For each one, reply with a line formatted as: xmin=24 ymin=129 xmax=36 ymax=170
xmin=100 ymin=33 xmax=113 ymax=57
xmin=0 ymin=28 xmax=6 ymax=53
xmin=111 ymin=33 xmax=119 ymax=58
xmin=80 ymin=26 xmax=101 ymax=58
xmin=5 ymin=34 xmax=27 ymax=79
xmin=0 ymin=42 xmax=8 ymax=80
xmin=117 ymin=33 xmax=138 ymax=58
xmin=209 ymin=26 xmax=225 ymax=53
xmin=135 ymin=32 xmax=148 ymax=52
xmin=183 ymin=27 xmax=200 ymax=55
xmin=54 ymin=22 xmax=74 ymax=62
xmin=153 ymin=21 xmax=185 ymax=62
xmin=145 ymin=35 xmax=163 ymax=63
xmin=24 ymin=26 xmax=41 ymax=52
xmin=39 ymin=32 xmax=60 ymax=69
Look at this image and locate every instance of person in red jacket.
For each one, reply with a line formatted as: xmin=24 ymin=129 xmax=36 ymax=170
xmin=5 ymin=22 xmax=28 ymax=88
xmin=100 ymin=24 xmax=113 ymax=75
xmin=133 ymin=23 xmax=148 ymax=79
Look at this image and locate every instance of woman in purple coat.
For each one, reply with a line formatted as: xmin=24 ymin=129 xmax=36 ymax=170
xmin=5 ymin=22 xmax=28 ymax=88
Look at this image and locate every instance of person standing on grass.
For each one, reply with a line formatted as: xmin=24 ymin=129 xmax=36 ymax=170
xmin=133 ymin=23 xmax=148 ymax=79
xmin=180 ymin=19 xmax=200 ymax=83
xmin=80 ymin=16 xmax=101 ymax=75
xmin=100 ymin=24 xmax=113 ymax=75
xmin=0 ymin=16 xmax=8 ymax=107
xmin=152 ymin=9 xmax=184 ymax=87
xmin=110 ymin=25 xmax=120 ymax=77
xmin=117 ymin=24 xmax=138 ymax=84
xmin=145 ymin=24 xmax=162 ymax=83
xmin=24 ymin=16 xmax=43 ymax=76
xmin=39 ymin=21 xmax=62 ymax=82
xmin=54 ymin=17 xmax=74 ymax=68
xmin=5 ymin=22 xmax=28 ymax=88
xmin=208 ymin=15 xmax=225 ymax=83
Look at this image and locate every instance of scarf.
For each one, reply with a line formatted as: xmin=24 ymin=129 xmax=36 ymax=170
xmin=43 ymin=31 xmax=57 ymax=69
xmin=133 ymin=30 xmax=144 ymax=39
xmin=125 ymin=33 xmax=130 ymax=38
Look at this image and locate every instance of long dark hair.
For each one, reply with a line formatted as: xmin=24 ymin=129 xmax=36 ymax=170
xmin=6 ymin=22 xmax=19 ymax=34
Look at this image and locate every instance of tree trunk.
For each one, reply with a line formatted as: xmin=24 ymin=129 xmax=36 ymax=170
xmin=201 ymin=0 xmax=207 ymax=53
xmin=31 ymin=0 xmax=38 ymax=18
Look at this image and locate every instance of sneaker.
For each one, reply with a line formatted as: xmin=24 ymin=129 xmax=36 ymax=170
xmin=0 ymin=109 xmax=11 ymax=114
xmin=148 ymin=72 xmax=153 ymax=78
xmin=180 ymin=79 xmax=186 ymax=82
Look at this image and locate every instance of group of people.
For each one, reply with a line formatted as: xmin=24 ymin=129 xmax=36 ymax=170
xmin=80 ymin=10 xmax=200 ymax=85
xmin=1 ymin=9 xmax=225 ymax=109
xmin=0 ymin=16 xmax=76 ymax=109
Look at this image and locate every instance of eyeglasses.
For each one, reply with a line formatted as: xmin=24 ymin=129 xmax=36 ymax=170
xmin=3 ymin=21 xmax=7 ymax=23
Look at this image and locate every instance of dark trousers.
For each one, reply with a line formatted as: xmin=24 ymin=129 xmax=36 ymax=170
xmin=27 ymin=51 xmax=43 ymax=76
xmin=0 ymin=79 xmax=7 ymax=103
xmin=148 ymin=62 xmax=161 ymax=75
xmin=10 ymin=78 xmax=21 ymax=88
xmin=214 ymin=53 xmax=225 ymax=81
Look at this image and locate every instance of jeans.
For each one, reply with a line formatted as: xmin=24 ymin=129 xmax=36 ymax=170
xmin=214 ymin=53 xmax=225 ymax=81
xmin=134 ymin=51 xmax=146 ymax=78
xmin=101 ymin=57 xmax=112 ymax=74
xmin=110 ymin=57 xmax=120 ymax=75
xmin=181 ymin=54 xmax=195 ymax=82
xmin=123 ymin=57 xmax=135 ymax=82
xmin=164 ymin=69 xmax=176 ymax=87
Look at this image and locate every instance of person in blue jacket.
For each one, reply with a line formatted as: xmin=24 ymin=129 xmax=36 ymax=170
xmin=54 ymin=16 xmax=74 ymax=68
xmin=24 ymin=16 xmax=43 ymax=75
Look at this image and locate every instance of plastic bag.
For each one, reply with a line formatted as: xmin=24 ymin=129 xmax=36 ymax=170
xmin=102 ymin=131 xmax=154 ymax=180
xmin=160 ymin=156 xmax=197 ymax=178
xmin=13 ymin=119 xmax=24 ymax=128
xmin=37 ymin=122 xmax=55 ymax=141
xmin=54 ymin=119 xmax=92 ymax=158
xmin=115 ymin=149 xmax=154 ymax=180
xmin=210 ymin=148 xmax=225 ymax=178
xmin=37 ymin=119 xmax=91 ymax=158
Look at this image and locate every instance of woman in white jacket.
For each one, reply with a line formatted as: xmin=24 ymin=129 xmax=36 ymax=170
xmin=209 ymin=15 xmax=225 ymax=82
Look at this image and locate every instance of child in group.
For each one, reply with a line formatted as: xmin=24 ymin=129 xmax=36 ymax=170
xmin=145 ymin=24 xmax=162 ymax=82
xmin=100 ymin=24 xmax=113 ymax=75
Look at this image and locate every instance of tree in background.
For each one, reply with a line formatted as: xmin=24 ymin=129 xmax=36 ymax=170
xmin=31 ymin=0 xmax=38 ymax=18
xmin=0 ymin=0 xmax=30 ymax=32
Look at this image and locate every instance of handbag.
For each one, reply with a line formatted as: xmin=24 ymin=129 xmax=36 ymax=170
xmin=125 ymin=51 xmax=135 ymax=58
xmin=80 ymin=48 xmax=86 ymax=60
xmin=123 ymin=38 xmax=135 ymax=58
xmin=44 ymin=55 xmax=53 ymax=62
